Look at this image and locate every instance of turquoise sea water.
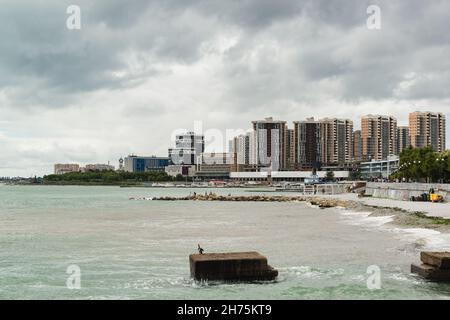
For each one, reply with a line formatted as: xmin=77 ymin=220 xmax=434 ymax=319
xmin=1 ymin=185 xmax=450 ymax=300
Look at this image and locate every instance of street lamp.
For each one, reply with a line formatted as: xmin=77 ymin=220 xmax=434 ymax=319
xmin=436 ymin=157 xmax=446 ymax=183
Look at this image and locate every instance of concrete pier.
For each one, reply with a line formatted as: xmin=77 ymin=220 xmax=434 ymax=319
xmin=411 ymin=252 xmax=450 ymax=281
xmin=189 ymin=252 xmax=278 ymax=281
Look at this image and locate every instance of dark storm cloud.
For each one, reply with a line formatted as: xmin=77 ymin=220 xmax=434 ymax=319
xmin=1 ymin=0 xmax=450 ymax=102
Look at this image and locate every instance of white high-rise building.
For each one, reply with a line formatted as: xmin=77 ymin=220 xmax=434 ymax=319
xmin=168 ymin=132 xmax=205 ymax=165
xmin=230 ymin=133 xmax=250 ymax=165
xmin=248 ymin=131 xmax=257 ymax=166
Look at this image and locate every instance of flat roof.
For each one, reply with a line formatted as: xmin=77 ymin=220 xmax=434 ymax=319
xmin=190 ymin=252 xmax=266 ymax=262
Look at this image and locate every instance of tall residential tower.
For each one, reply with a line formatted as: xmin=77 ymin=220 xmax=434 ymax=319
xmin=319 ymin=118 xmax=353 ymax=166
xmin=361 ymin=115 xmax=397 ymax=161
xmin=251 ymin=117 xmax=288 ymax=171
xmin=397 ymin=126 xmax=410 ymax=154
xmin=293 ymin=118 xmax=321 ymax=170
xmin=409 ymin=111 xmax=446 ymax=153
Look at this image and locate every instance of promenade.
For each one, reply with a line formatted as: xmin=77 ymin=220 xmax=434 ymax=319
xmin=320 ymin=193 xmax=450 ymax=219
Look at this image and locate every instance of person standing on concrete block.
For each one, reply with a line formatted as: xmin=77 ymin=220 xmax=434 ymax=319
xmin=198 ymin=244 xmax=204 ymax=254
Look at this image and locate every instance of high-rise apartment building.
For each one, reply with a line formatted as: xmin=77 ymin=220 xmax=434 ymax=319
xmin=396 ymin=126 xmax=410 ymax=154
xmin=251 ymin=117 xmax=288 ymax=171
xmin=293 ymin=118 xmax=321 ymax=170
xmin=361 ymin=115 xmax=397 ymax=161
xmin=286 ymin=129 xmax=296 ymax=170
xmin=353 ymin=130 xmax=362 ymax=162
xmin=409 ymin=111 xmax=446 ymax=153
xmin=230 ymin=133 xmax=250 ymax=170
xmin=319 ymin=118 xmax=353 ymax=166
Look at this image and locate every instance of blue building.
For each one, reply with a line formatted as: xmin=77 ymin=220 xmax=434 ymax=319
xmin=124 ymin=155 xmax=171 ymax=173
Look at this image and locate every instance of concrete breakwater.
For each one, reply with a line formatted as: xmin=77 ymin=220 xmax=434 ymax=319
xmin=411 ymin=252 xmax=450 ymax=281
xmin=147 ymin=194 xmax=350 ymax=208
xmin=365 ymin=182 xmax=450 ymax=201
xmin=190 ymin=252 xmax=278 ymax=281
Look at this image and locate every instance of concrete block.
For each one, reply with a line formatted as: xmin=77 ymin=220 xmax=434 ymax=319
xmin=189 ymin=252 xmax=278 ymax=281
xmin=411 ymin=263 xmax=450 ymax=281
xmin=420 ymin=252 xmax=450 ymax=269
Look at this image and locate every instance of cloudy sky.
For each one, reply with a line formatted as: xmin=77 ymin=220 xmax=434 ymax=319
xmin=1 ymin=0 xmax=449 ymax=176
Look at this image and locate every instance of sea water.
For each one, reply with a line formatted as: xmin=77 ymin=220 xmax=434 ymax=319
xmin=1 ymin=185 xmax=450 ymax=299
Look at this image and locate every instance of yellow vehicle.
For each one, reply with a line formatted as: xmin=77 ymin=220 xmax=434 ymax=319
xmin=430 ymin=193 xmax=444 ymax=203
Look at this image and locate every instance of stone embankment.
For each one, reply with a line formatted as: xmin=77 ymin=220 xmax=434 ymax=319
xmin=365 ymin=182 xmax=450 ymax=201
xmin=144 ymin=193 xmax=350 ymax=209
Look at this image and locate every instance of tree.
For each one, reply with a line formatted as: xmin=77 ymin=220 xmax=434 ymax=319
xmin=393 ymin=146 xmax=450 ymax=183
xmin=43 ymin=170 xmax=174 ymax=184
xmin=349 ymin=169 xmax=361 ymax=181
xmin=325 ymin=171 xmax=335 ymax=182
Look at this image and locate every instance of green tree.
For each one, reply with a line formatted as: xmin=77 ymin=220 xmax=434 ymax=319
xmin=325 ymin=171 xmax=335 ymax=182
xmin=393 ymin=146 xmax=449 ymax=183
xmin=349 ymin=169 xmax=361 ymax=181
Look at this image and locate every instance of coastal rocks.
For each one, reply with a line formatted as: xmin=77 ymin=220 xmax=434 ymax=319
xmin=309 ymin=198 xmax=348 ymax=209
xmin=189 ymin=252 xmax=278 ymax=282
xmin=148 ymin=193 xmax=351 ymax=209
xmin=411 ymin=252 xmax=450 ymax=281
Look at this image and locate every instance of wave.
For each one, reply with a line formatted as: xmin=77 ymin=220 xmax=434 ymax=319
xmin=338 ymin=210 xmax=395 ymax=227
xmin=337 ymin=208 xmax=450 ymax=251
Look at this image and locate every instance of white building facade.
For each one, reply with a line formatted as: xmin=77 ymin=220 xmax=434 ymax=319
xmin=168 ymin=132 xmax=205 ymax=165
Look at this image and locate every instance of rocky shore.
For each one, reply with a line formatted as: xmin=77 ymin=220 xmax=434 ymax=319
xmin=143 ymin=193 xmax=351 ymax=209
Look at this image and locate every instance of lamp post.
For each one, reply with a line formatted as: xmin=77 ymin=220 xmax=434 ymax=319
xmin=408 ymin=160 xmax=421 ymax=182
xmin=436 ymin=157 xmax=445 ymax=183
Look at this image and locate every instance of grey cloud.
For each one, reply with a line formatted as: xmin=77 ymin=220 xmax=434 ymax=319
xmin=3 ymin=0 xmax=450 ymax=102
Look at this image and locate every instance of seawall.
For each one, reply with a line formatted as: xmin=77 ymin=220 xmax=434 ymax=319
xmin=365 ymin=182 xmax=450 ymax=201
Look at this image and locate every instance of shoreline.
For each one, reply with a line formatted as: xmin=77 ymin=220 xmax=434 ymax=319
xmin=147 ymin=192 xmax=450 ymax=233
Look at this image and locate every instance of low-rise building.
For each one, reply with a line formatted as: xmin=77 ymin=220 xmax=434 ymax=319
xmin=54 ymin=164 xmax=80 ymax=175
xmin=165 ymin=165 xmax=195 ymax=177
xmin=360 ymin=155 xmax=399 ymax=180
xmin=230 ymin=170 xmax=350 ymax=182
xmin=123 ymin=155 xmax=171 ymax=173
xmin=195 ymin=153 xmax=233 ymax=180
xmin=83 ymin=164 xmax=115 ymax=172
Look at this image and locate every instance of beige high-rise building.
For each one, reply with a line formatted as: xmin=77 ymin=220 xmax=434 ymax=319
xmin=318 ymin=118 xmax=353 ymax=166
xmin=397 ymin=126 xmax=410 ymax=154
xmin=409 ymin=111 xmax=446 ymax=153
xmin=361 ymin=115 xmax=397 ymax=161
